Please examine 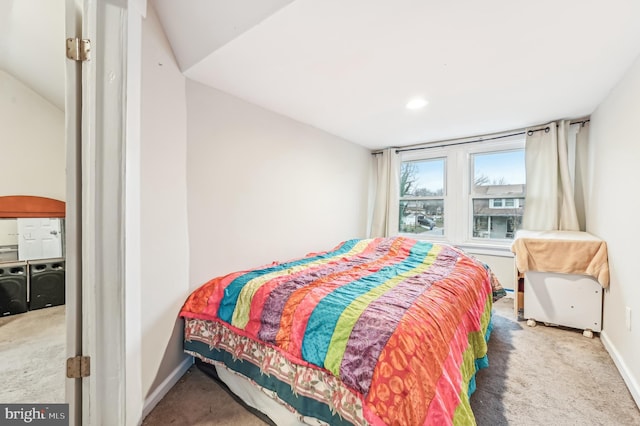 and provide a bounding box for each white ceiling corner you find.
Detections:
[151,0,295,72]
